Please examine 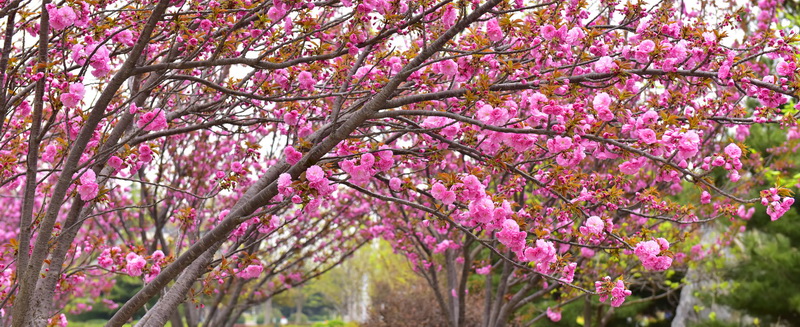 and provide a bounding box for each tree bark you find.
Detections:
[135,245,217,327]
